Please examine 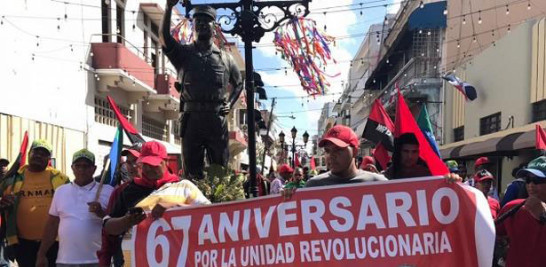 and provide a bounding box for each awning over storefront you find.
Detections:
[513,130,536,150]
[440,144,464,159]
[458,136,503,157]
[440,121,546,159]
